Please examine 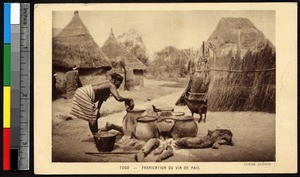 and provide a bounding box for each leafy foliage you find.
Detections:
[148,46,189,79]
